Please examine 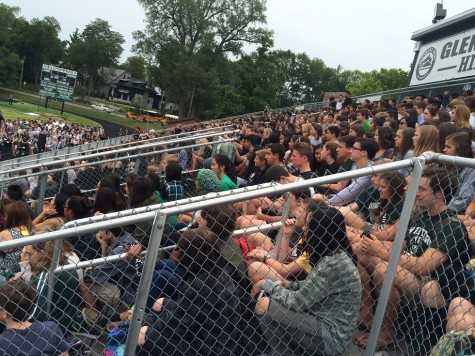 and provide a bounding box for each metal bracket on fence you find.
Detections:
[124,211,168,355]
[364,157,425,356]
